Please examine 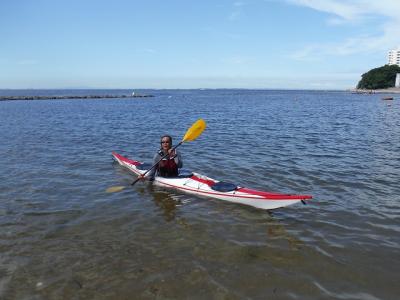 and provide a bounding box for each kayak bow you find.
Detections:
[112,151,312,210]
